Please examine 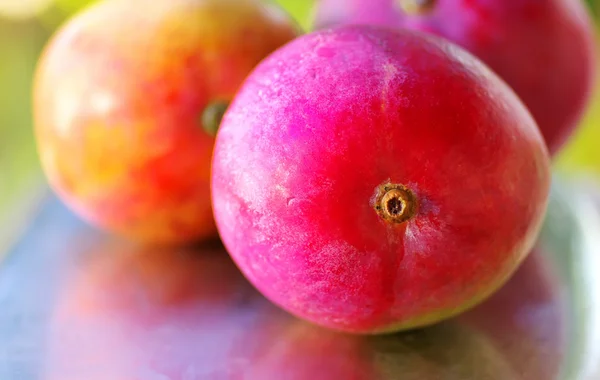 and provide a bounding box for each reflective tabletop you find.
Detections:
[0,179,598,380]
